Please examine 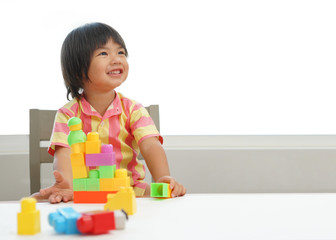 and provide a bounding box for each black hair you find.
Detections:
[61,22,128,100]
